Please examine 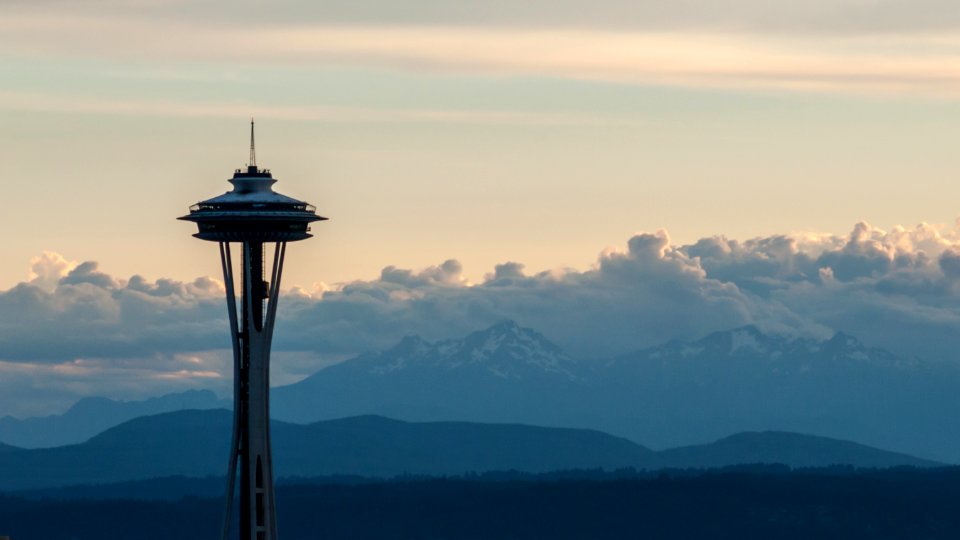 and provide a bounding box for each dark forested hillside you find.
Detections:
[4,468,960,540]
[0,410,937,491]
